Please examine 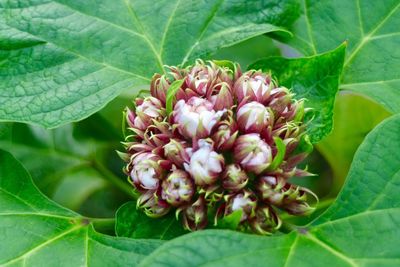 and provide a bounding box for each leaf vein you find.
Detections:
[1,225,83,266]
[305,234,358,267]
[344,1,400,67]
[180,0,224,65]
